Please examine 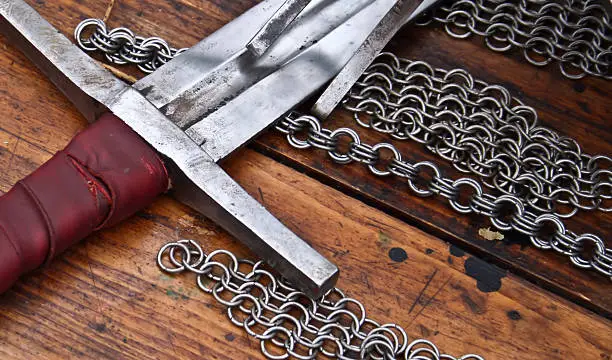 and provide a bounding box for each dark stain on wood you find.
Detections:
[136,211,171,223]
[388,247,408,263]
[507,310,522,321]
[449,245,465,257]
[461,292,486,315]
[419,324,431,337]
[502,231,531,250]
[577,101,592,114]
[464,257,507,293]
[572,82,586,93]
[89,322,106,333]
